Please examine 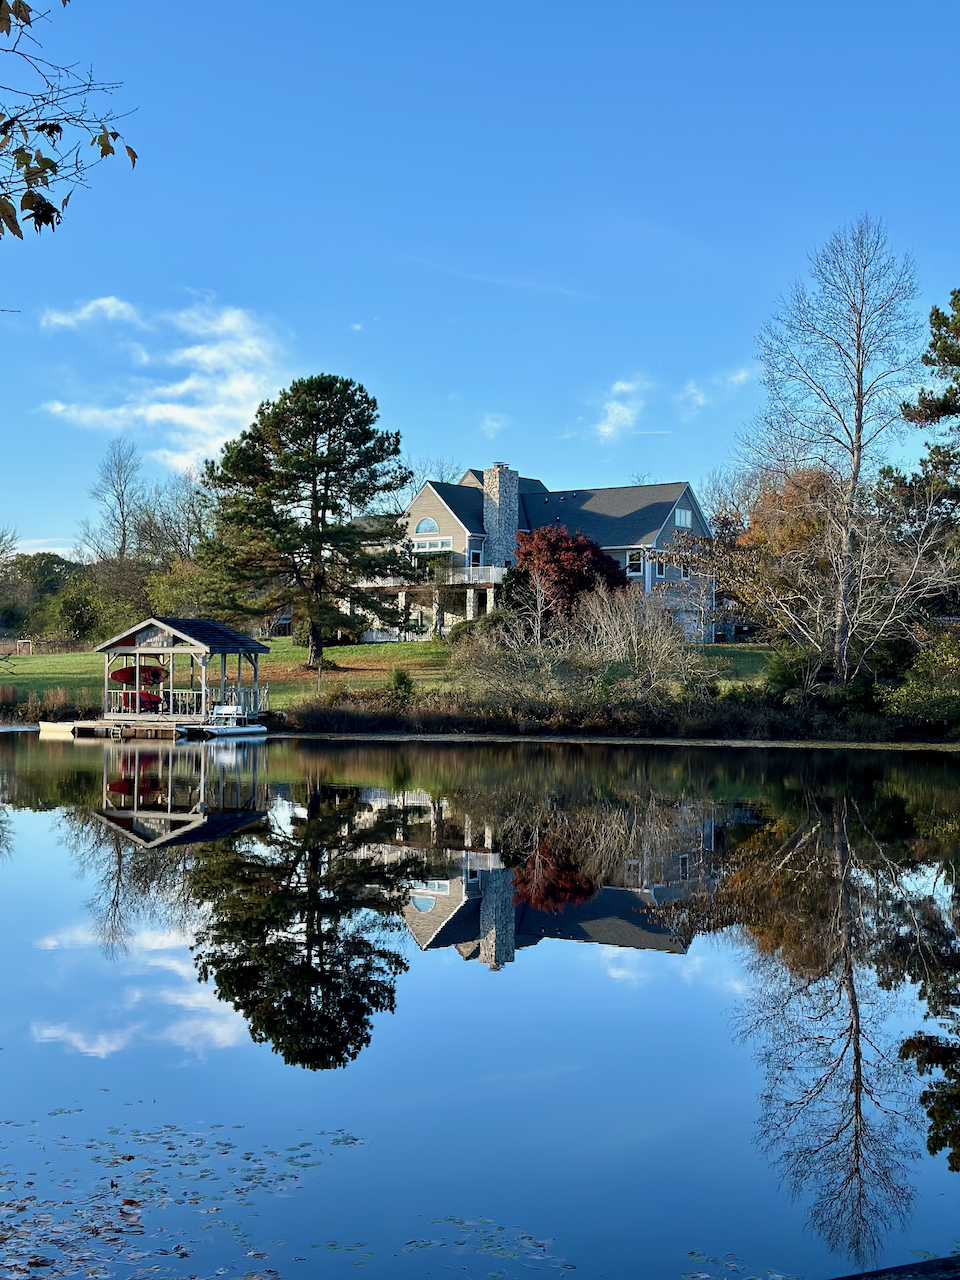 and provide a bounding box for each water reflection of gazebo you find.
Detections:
[93,741,267,849]
[94,617,270,728]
